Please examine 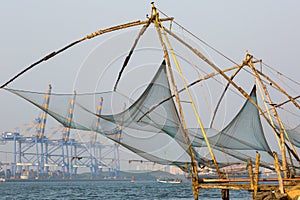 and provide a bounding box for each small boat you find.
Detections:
[20,175,29,180]
[20,169,29,180]
[157,178,182,184]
